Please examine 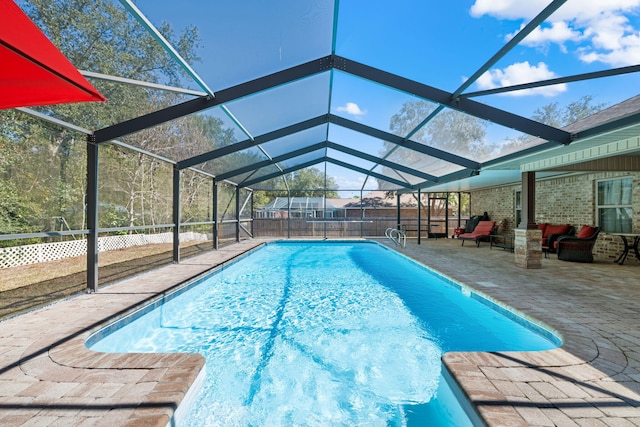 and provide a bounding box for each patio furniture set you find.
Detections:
[458,218,603,263]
